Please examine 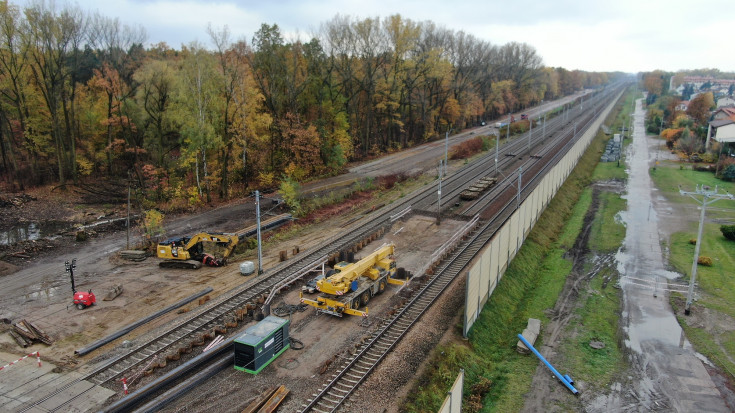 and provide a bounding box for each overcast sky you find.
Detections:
[13,0,734,73]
